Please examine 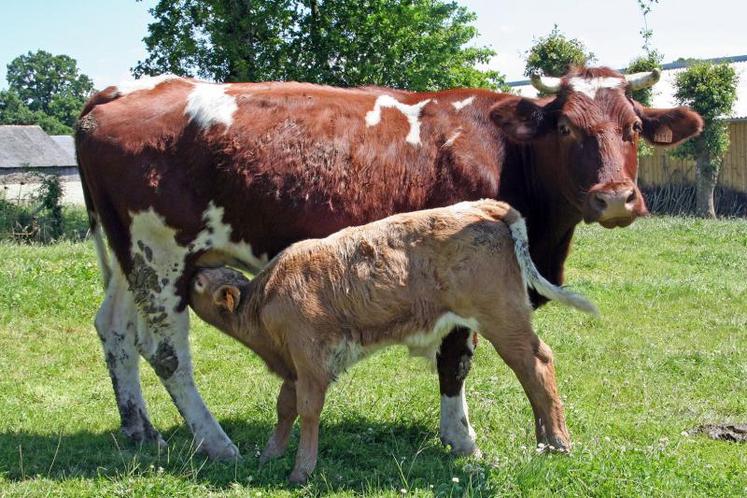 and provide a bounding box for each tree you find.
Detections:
[1,51,94,133]
[6,50,94,127]
[625,0,663,107]
[0,89,72,135]
[134,0,507,91]
[672,62,738,218]
[524,24,595,80]
[625,0,663,157]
